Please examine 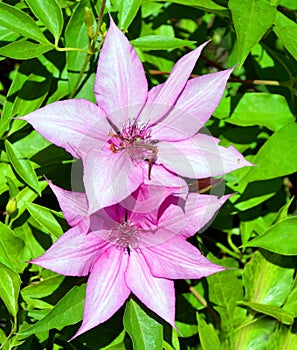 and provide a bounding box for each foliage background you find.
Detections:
[0,0,297,349]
